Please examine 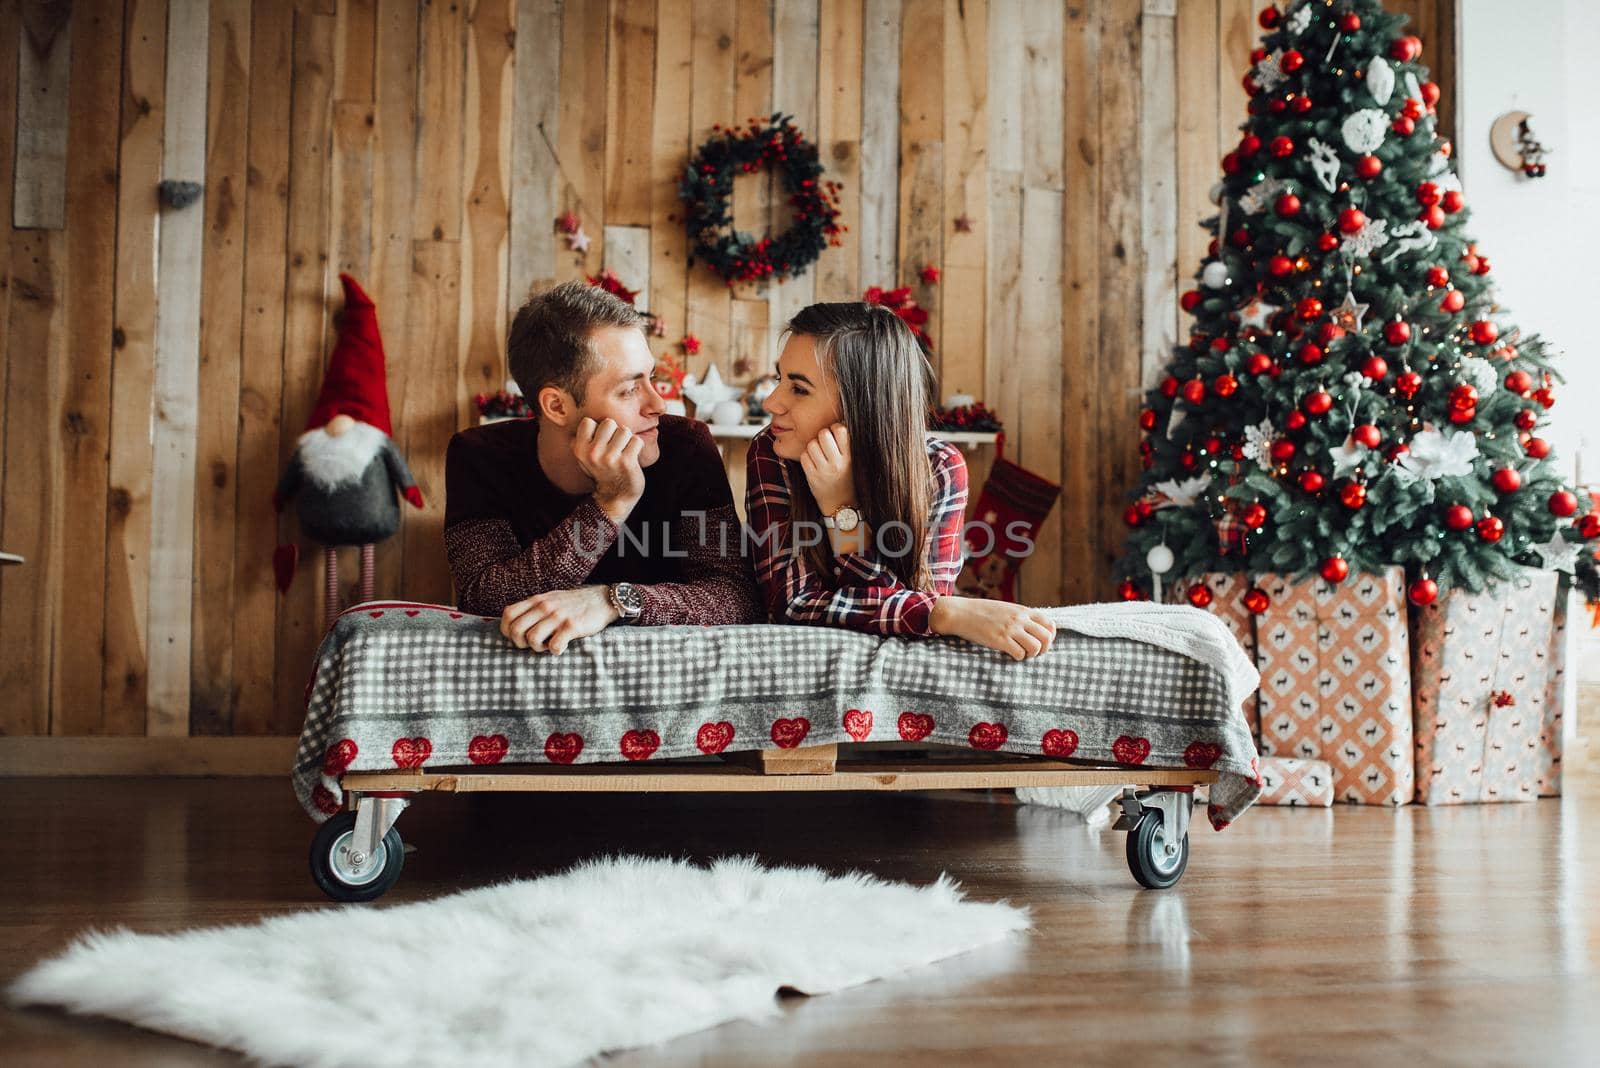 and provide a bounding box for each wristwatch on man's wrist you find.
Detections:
[823,504,861,533]
[607,582,644,622]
